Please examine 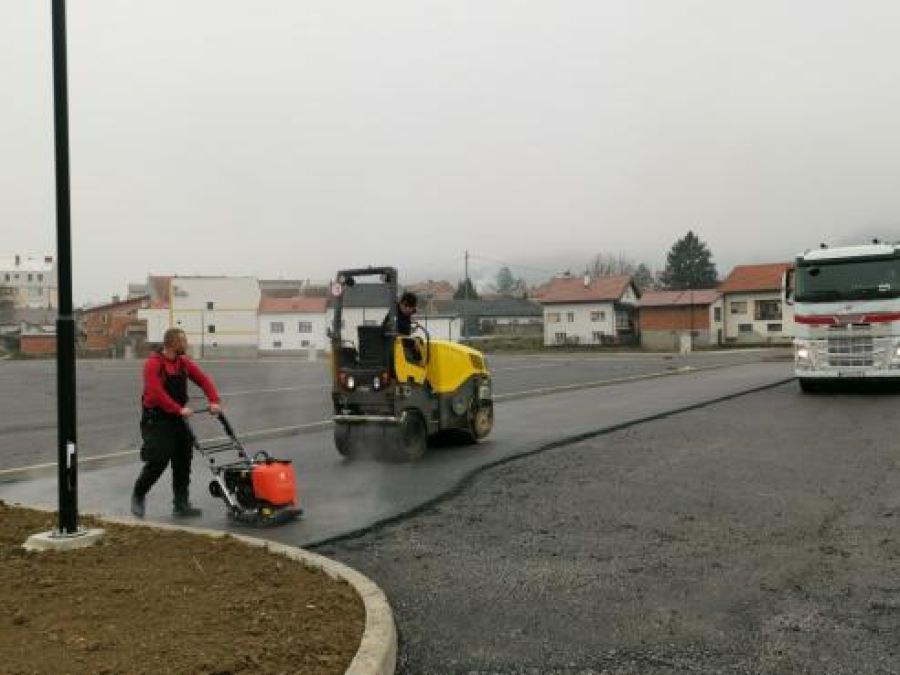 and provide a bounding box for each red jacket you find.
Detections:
[142,351,220,414]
